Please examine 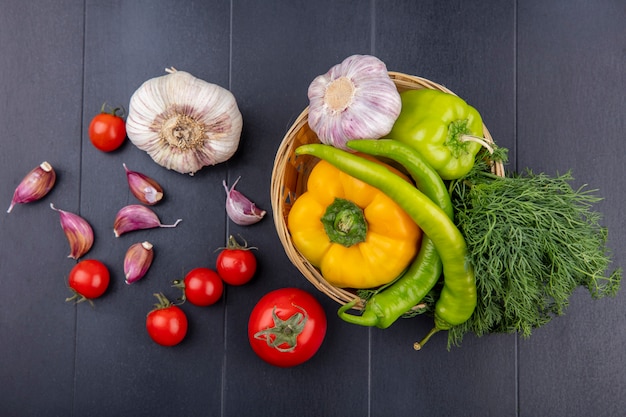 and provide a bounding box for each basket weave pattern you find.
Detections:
[271,72,502,308]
